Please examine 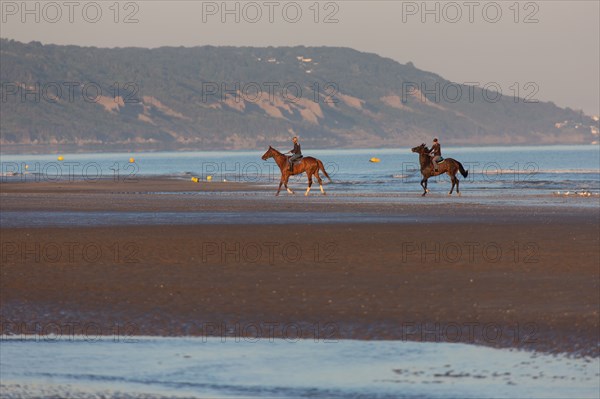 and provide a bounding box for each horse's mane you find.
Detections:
[269,146,284,156]
[415,144,429,153]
